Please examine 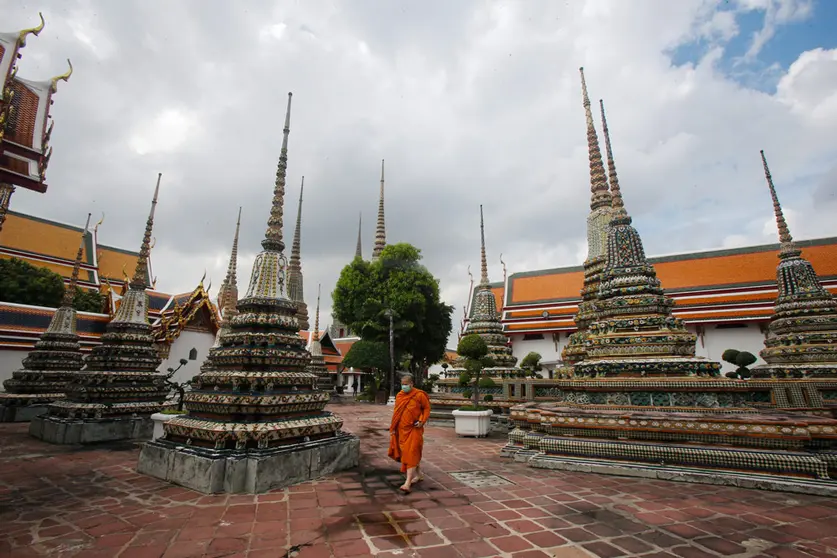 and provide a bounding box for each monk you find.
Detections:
[387,373,431,493]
